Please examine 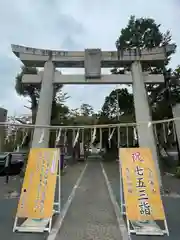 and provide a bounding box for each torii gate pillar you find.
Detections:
[31,60,55,148]
[132,61,161,186]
